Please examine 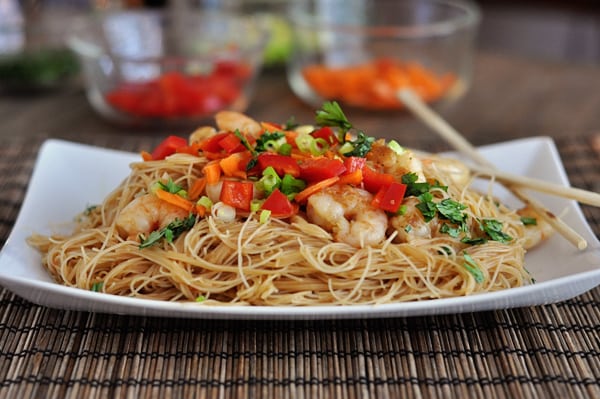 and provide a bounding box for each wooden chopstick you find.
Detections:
[397,88,588,250]
[472,166,600,207]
